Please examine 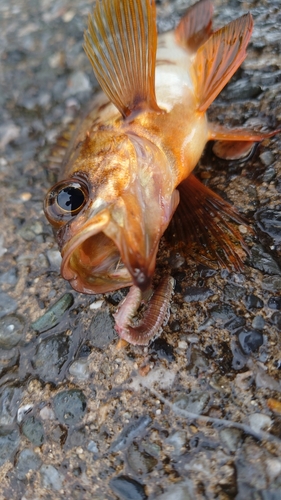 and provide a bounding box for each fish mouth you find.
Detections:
[61,214,132,294]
